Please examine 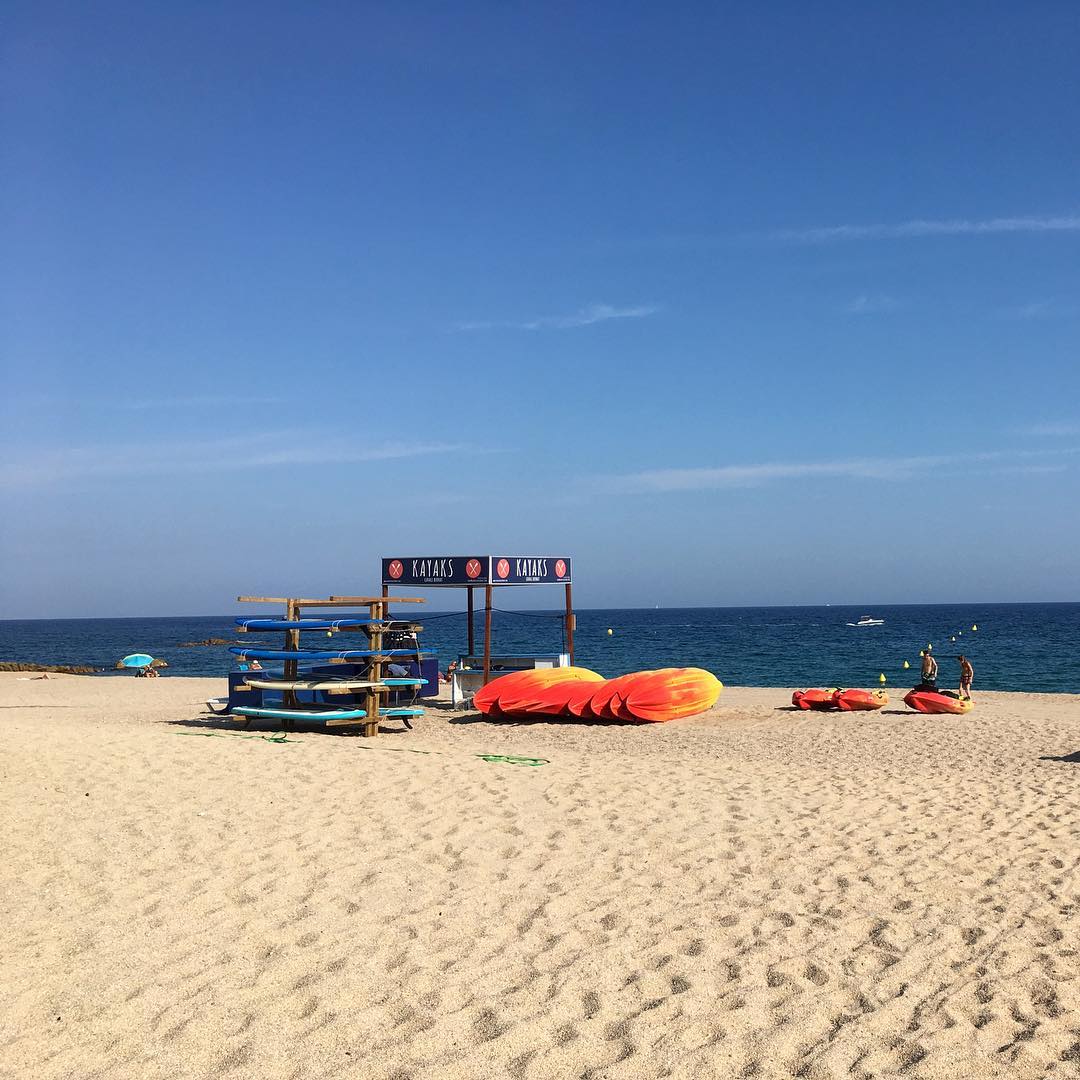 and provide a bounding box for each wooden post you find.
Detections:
[467,587,475,657]
[565,583,575,664]
[284,598,299,710]
[364,599,382,737]
[482,585,493,685]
